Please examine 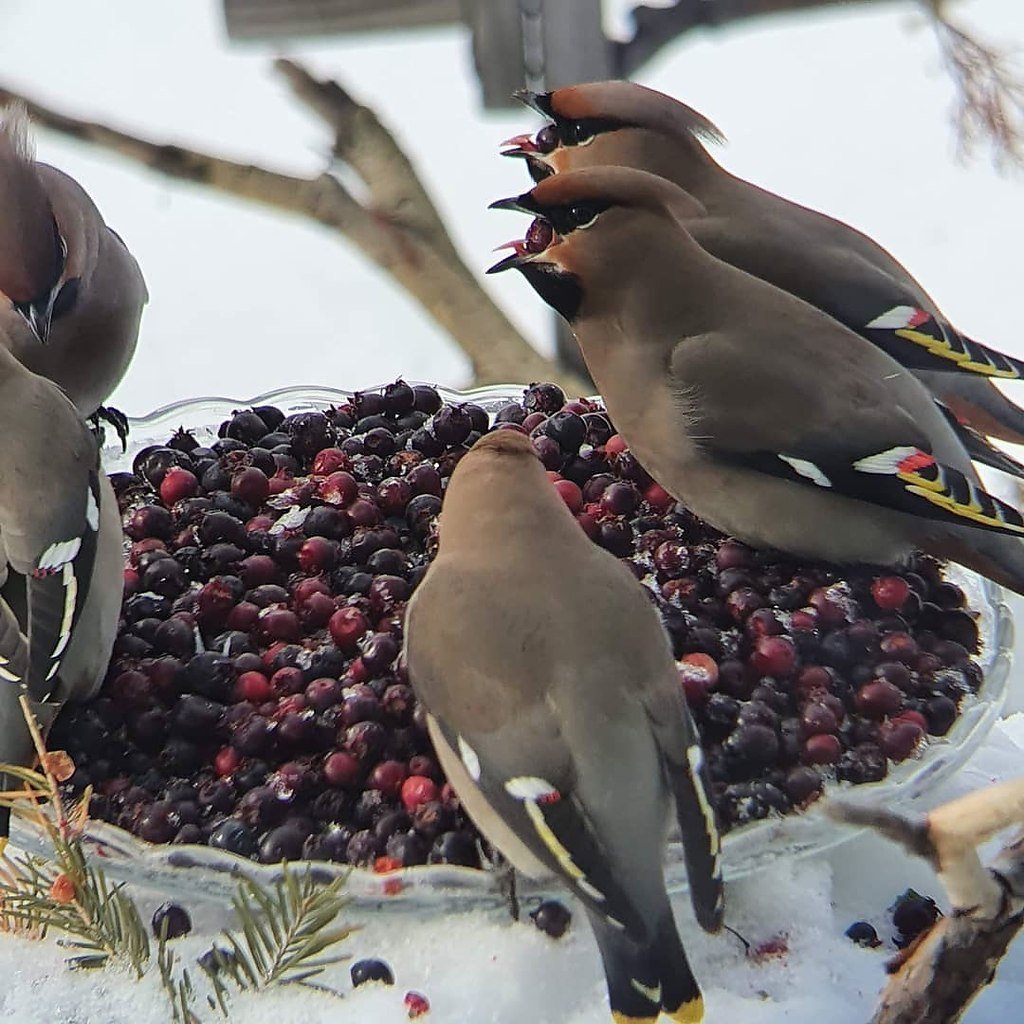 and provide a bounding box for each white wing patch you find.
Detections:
[631,978,661,1002]
[852,446,919,474]
[51,561,77,659]
[778,455,832,489]
[866,306,919,330]
[85,487,100,532]
[457,735,481,782]
[504,776,560,802]
[36,537,81,574]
